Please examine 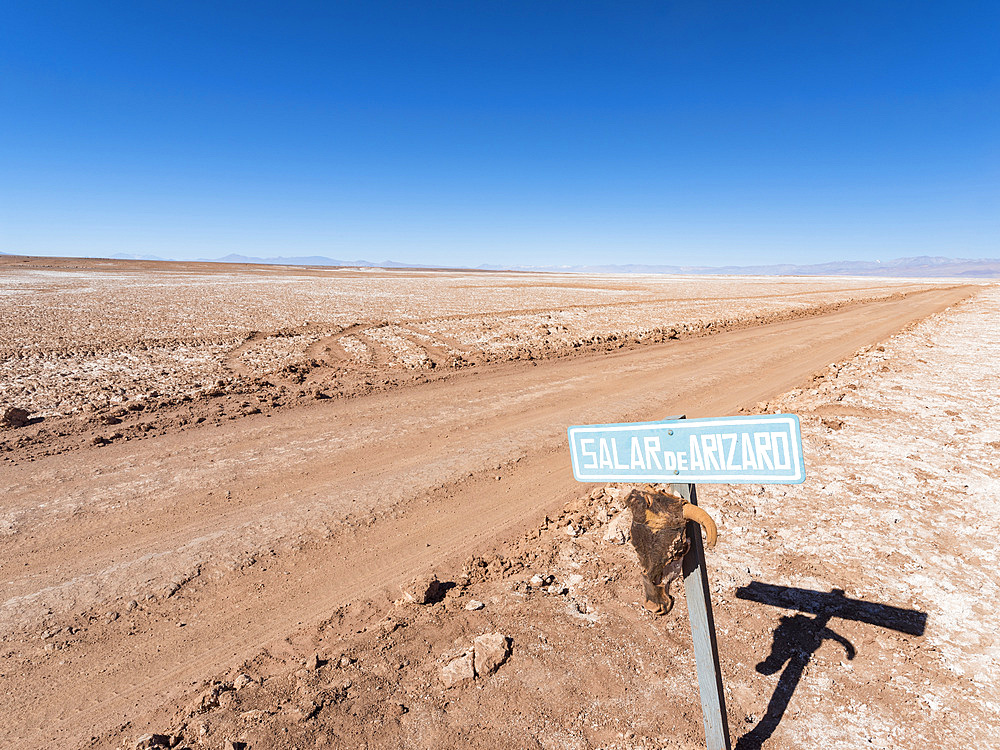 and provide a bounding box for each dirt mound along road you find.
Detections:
[0,282,974,748]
